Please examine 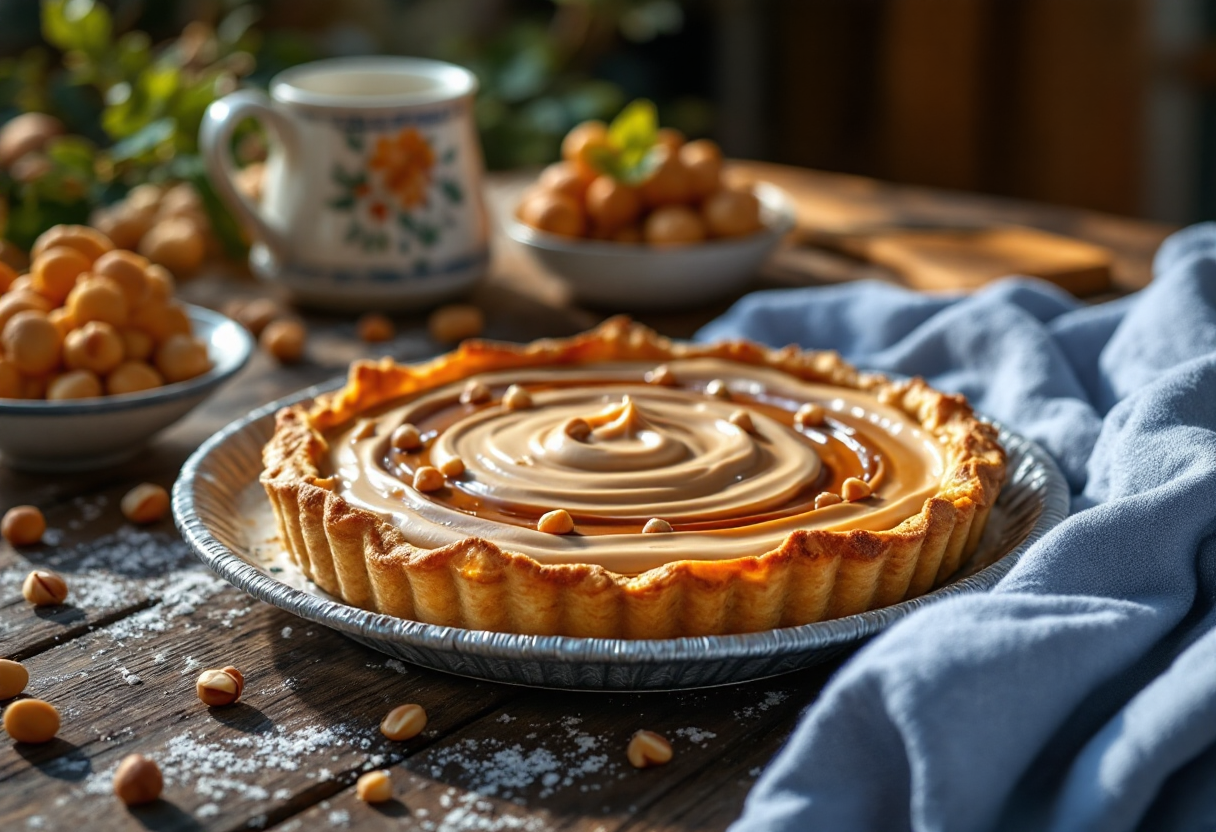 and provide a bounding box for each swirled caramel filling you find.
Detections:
[324,358,946,575]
